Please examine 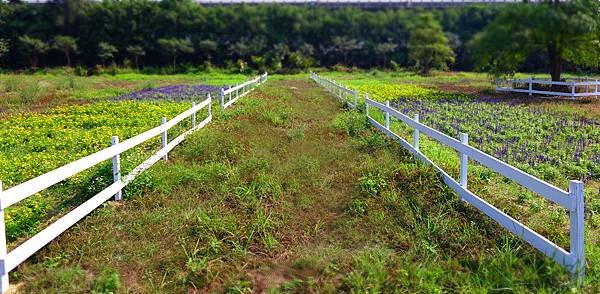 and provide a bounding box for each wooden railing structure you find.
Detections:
[310,72,358,109]
[0,74,268,292]
[220,73,268,109]
[310,72,586,281]
[496,78,600,98]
